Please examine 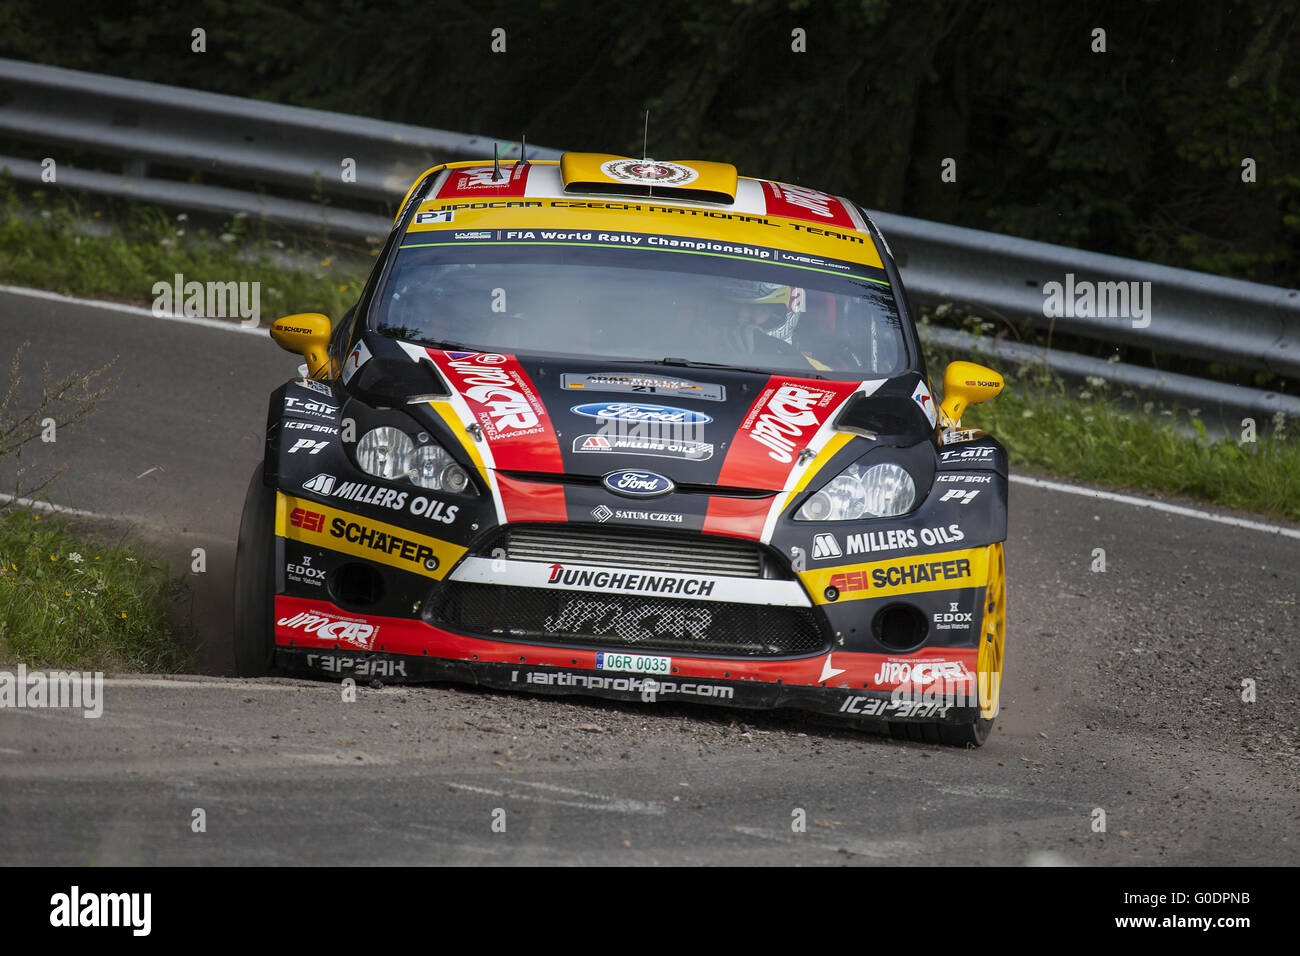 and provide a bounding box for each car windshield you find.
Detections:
[371,241,910,377]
